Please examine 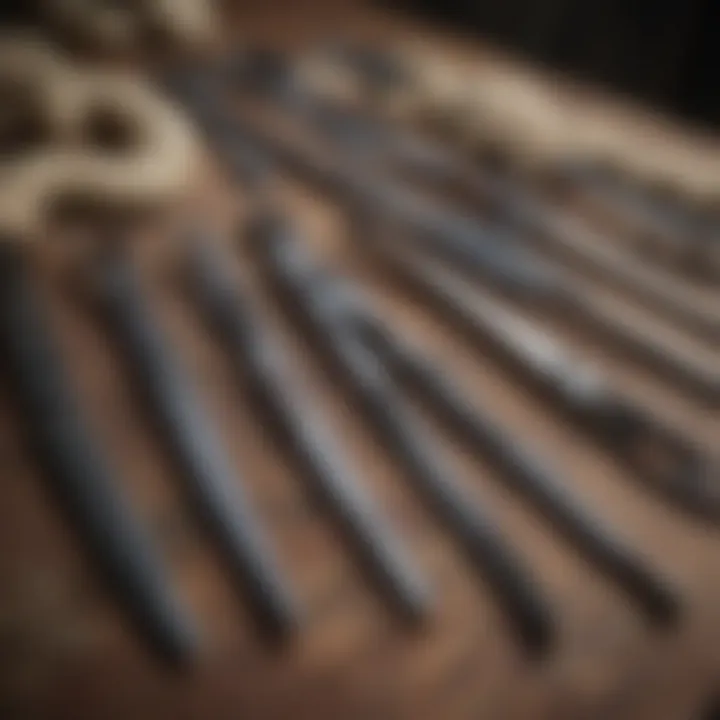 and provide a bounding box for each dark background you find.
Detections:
[4,0,717,125]
[382,0,720,127]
